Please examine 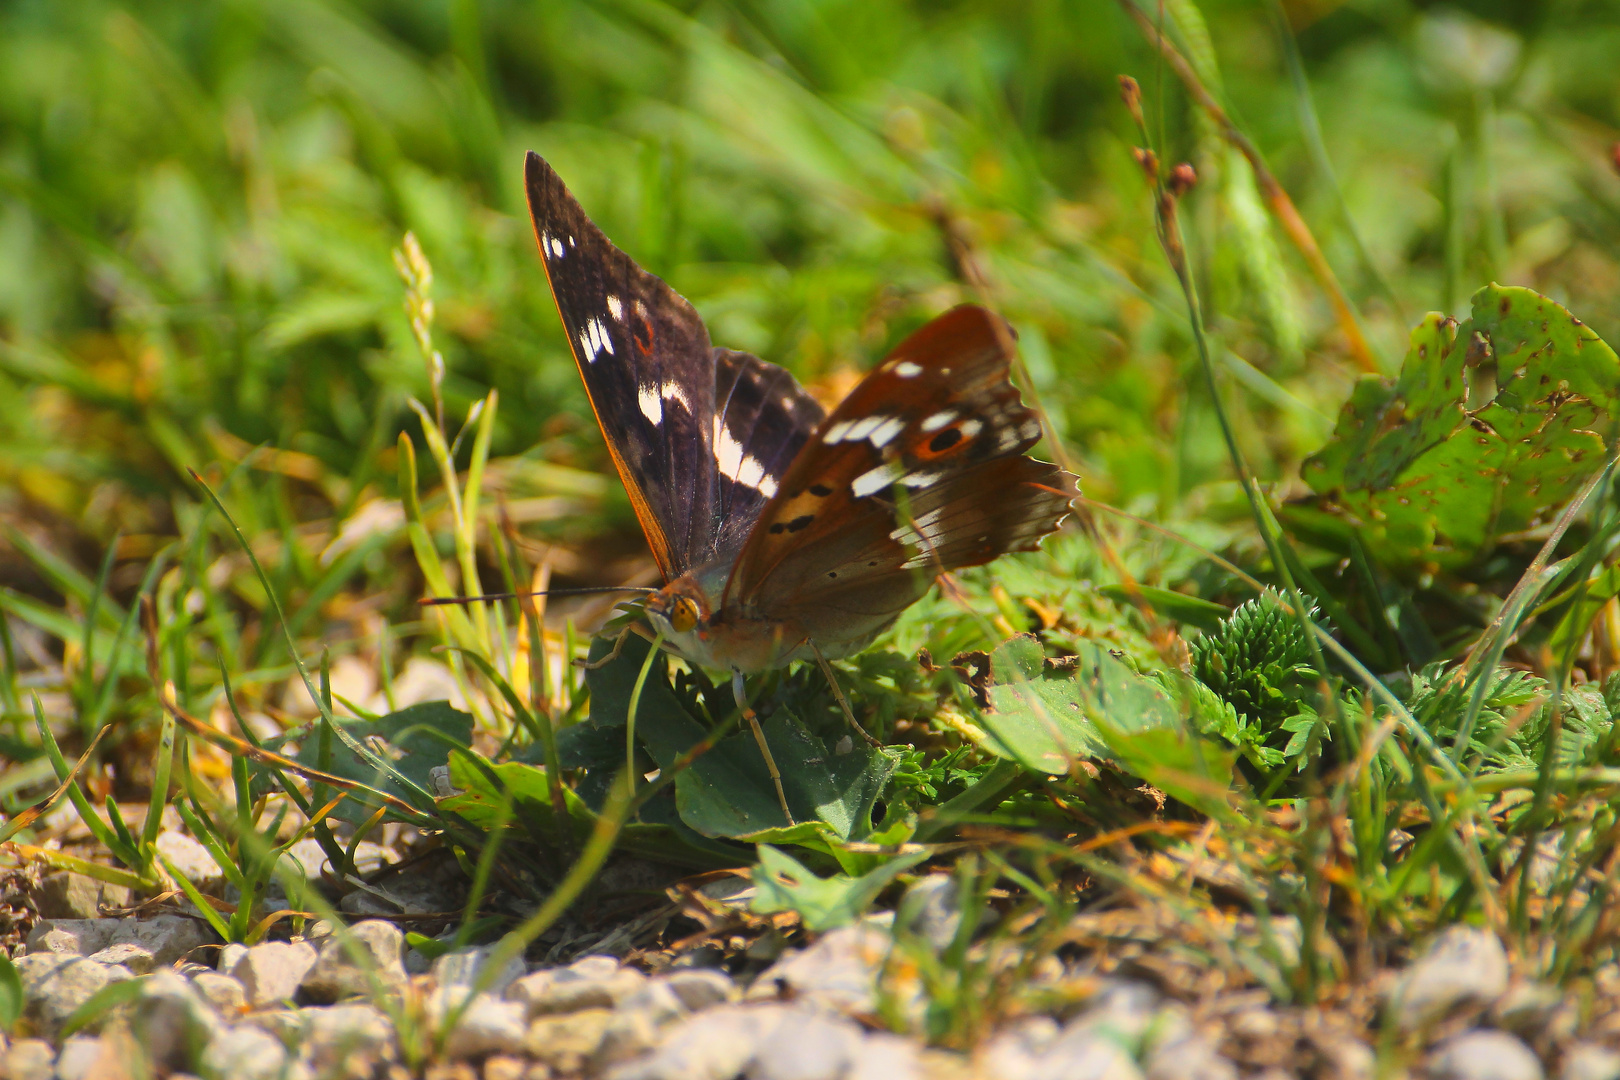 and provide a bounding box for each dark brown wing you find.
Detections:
[525,152,716,580]
[710,349,827,561]
[723,305,1075,643]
